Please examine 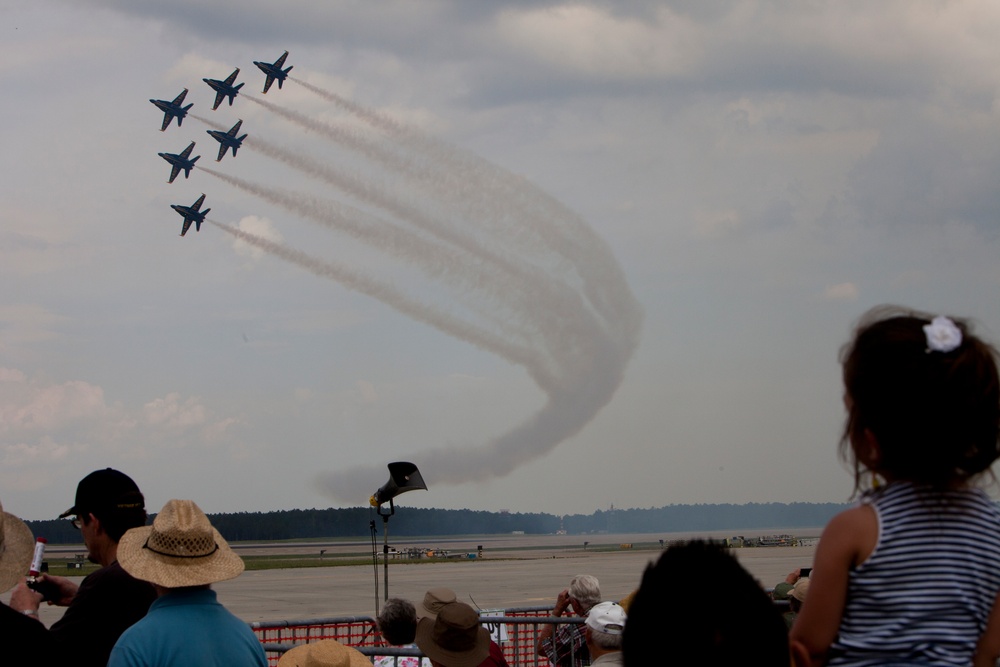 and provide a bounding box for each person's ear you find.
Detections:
[860,428,881,468]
